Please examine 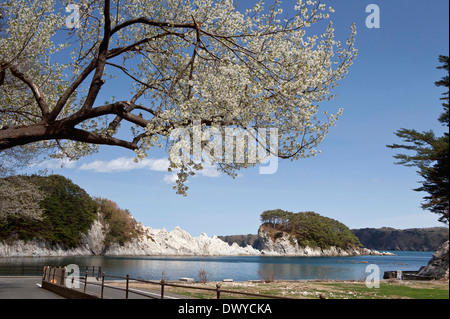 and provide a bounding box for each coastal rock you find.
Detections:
[80,219,107,255]
[0,213,390,258]
[0,238,90,257]
[102,224,260,256]
[418,240,449,280]
[0,218,260,257]
[257,226,393,256]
